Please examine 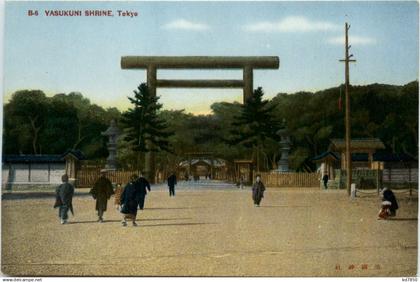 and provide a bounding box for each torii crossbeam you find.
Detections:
[121,56,280,103]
